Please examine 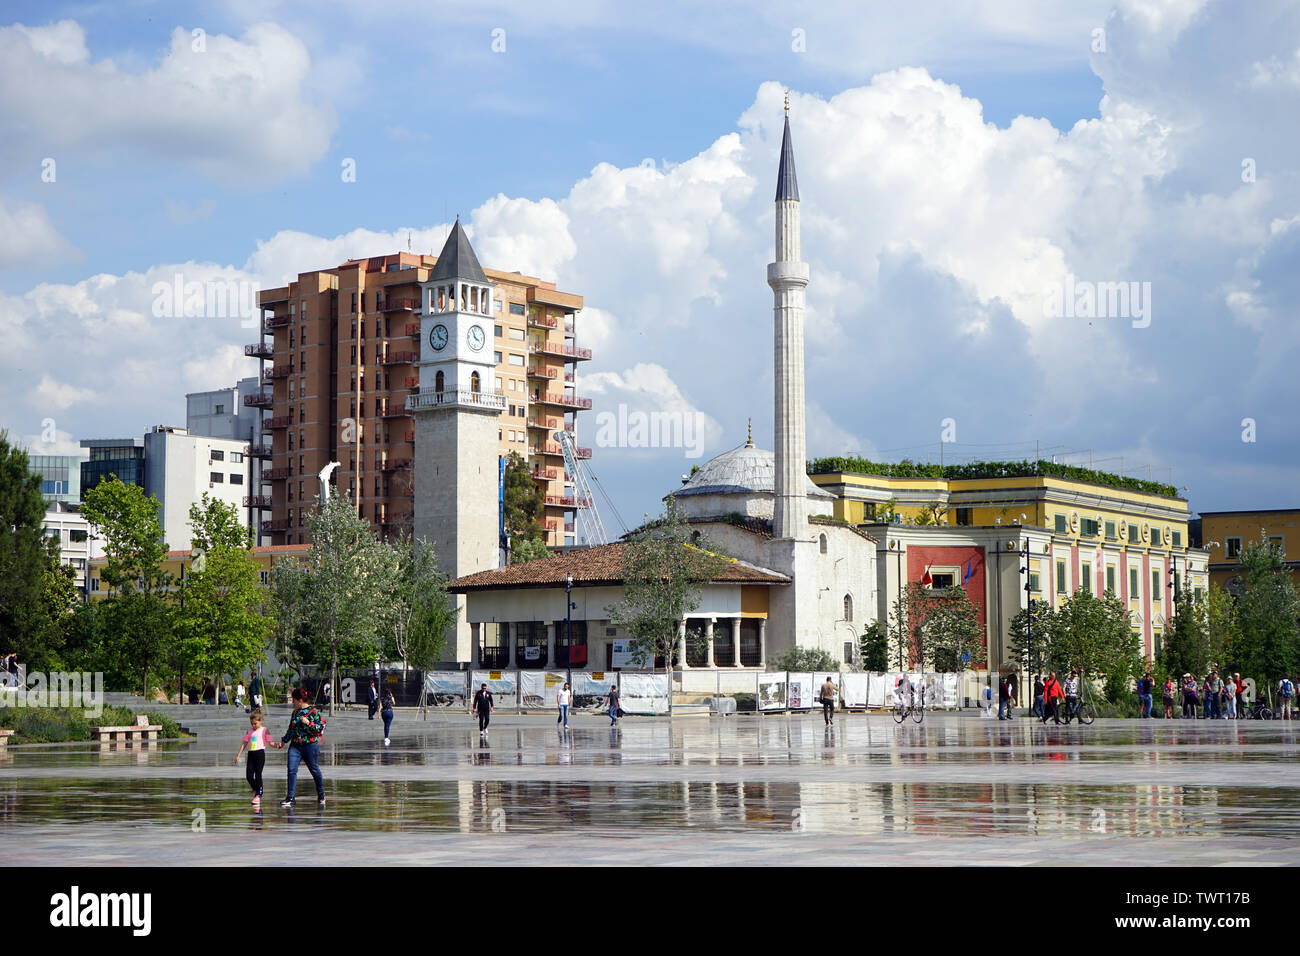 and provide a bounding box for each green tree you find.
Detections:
[26,541,79,672]
[770,646,839,671]
[902,582,986,671]
[1007,599,1056,679]
[503,452,545,557]
[1232,533,1300,684]
[188,493,252,551]
[82,477,174,696]
[606,498,728,672]
[1205,584,1239,673]
[0,432,52,660]
[1161,588,1209,679]
[1049,590,1140,698]
[511,537,551,564]
[858,620,890,671]
[385,536,457,678]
